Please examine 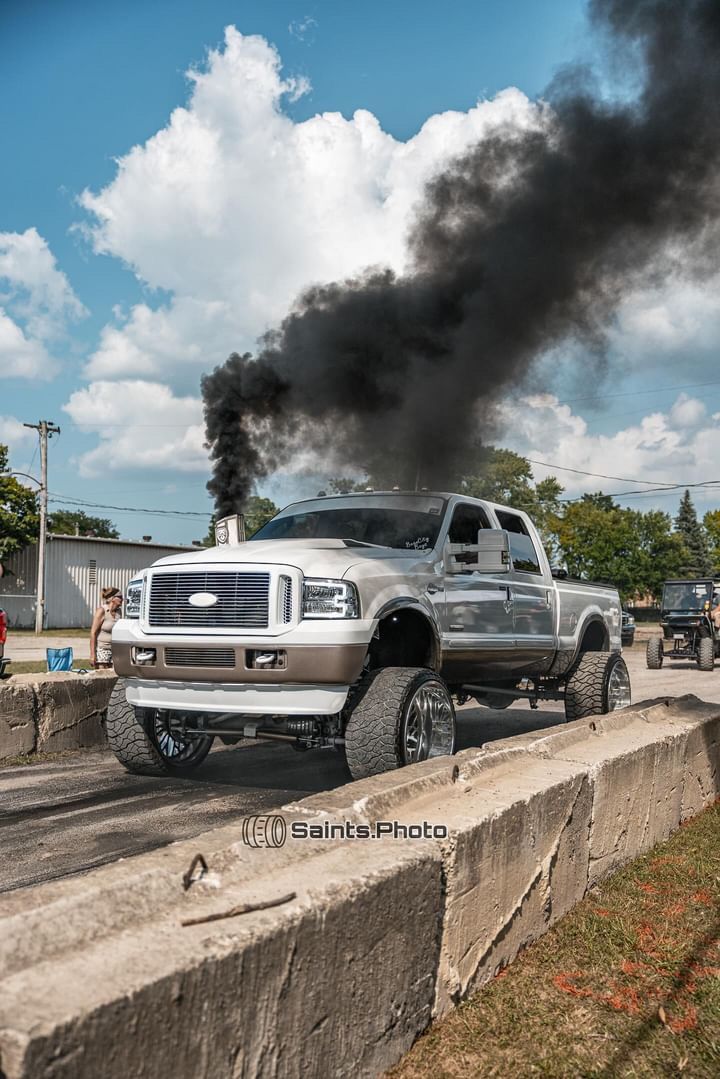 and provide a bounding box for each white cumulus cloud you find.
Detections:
[62,380,207,477]
[0,309,55,379]
[0,415,35,453]
[0,227,86,379]
[79,27,543,385]
[611,275,720,369]
[500,393,720,502]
